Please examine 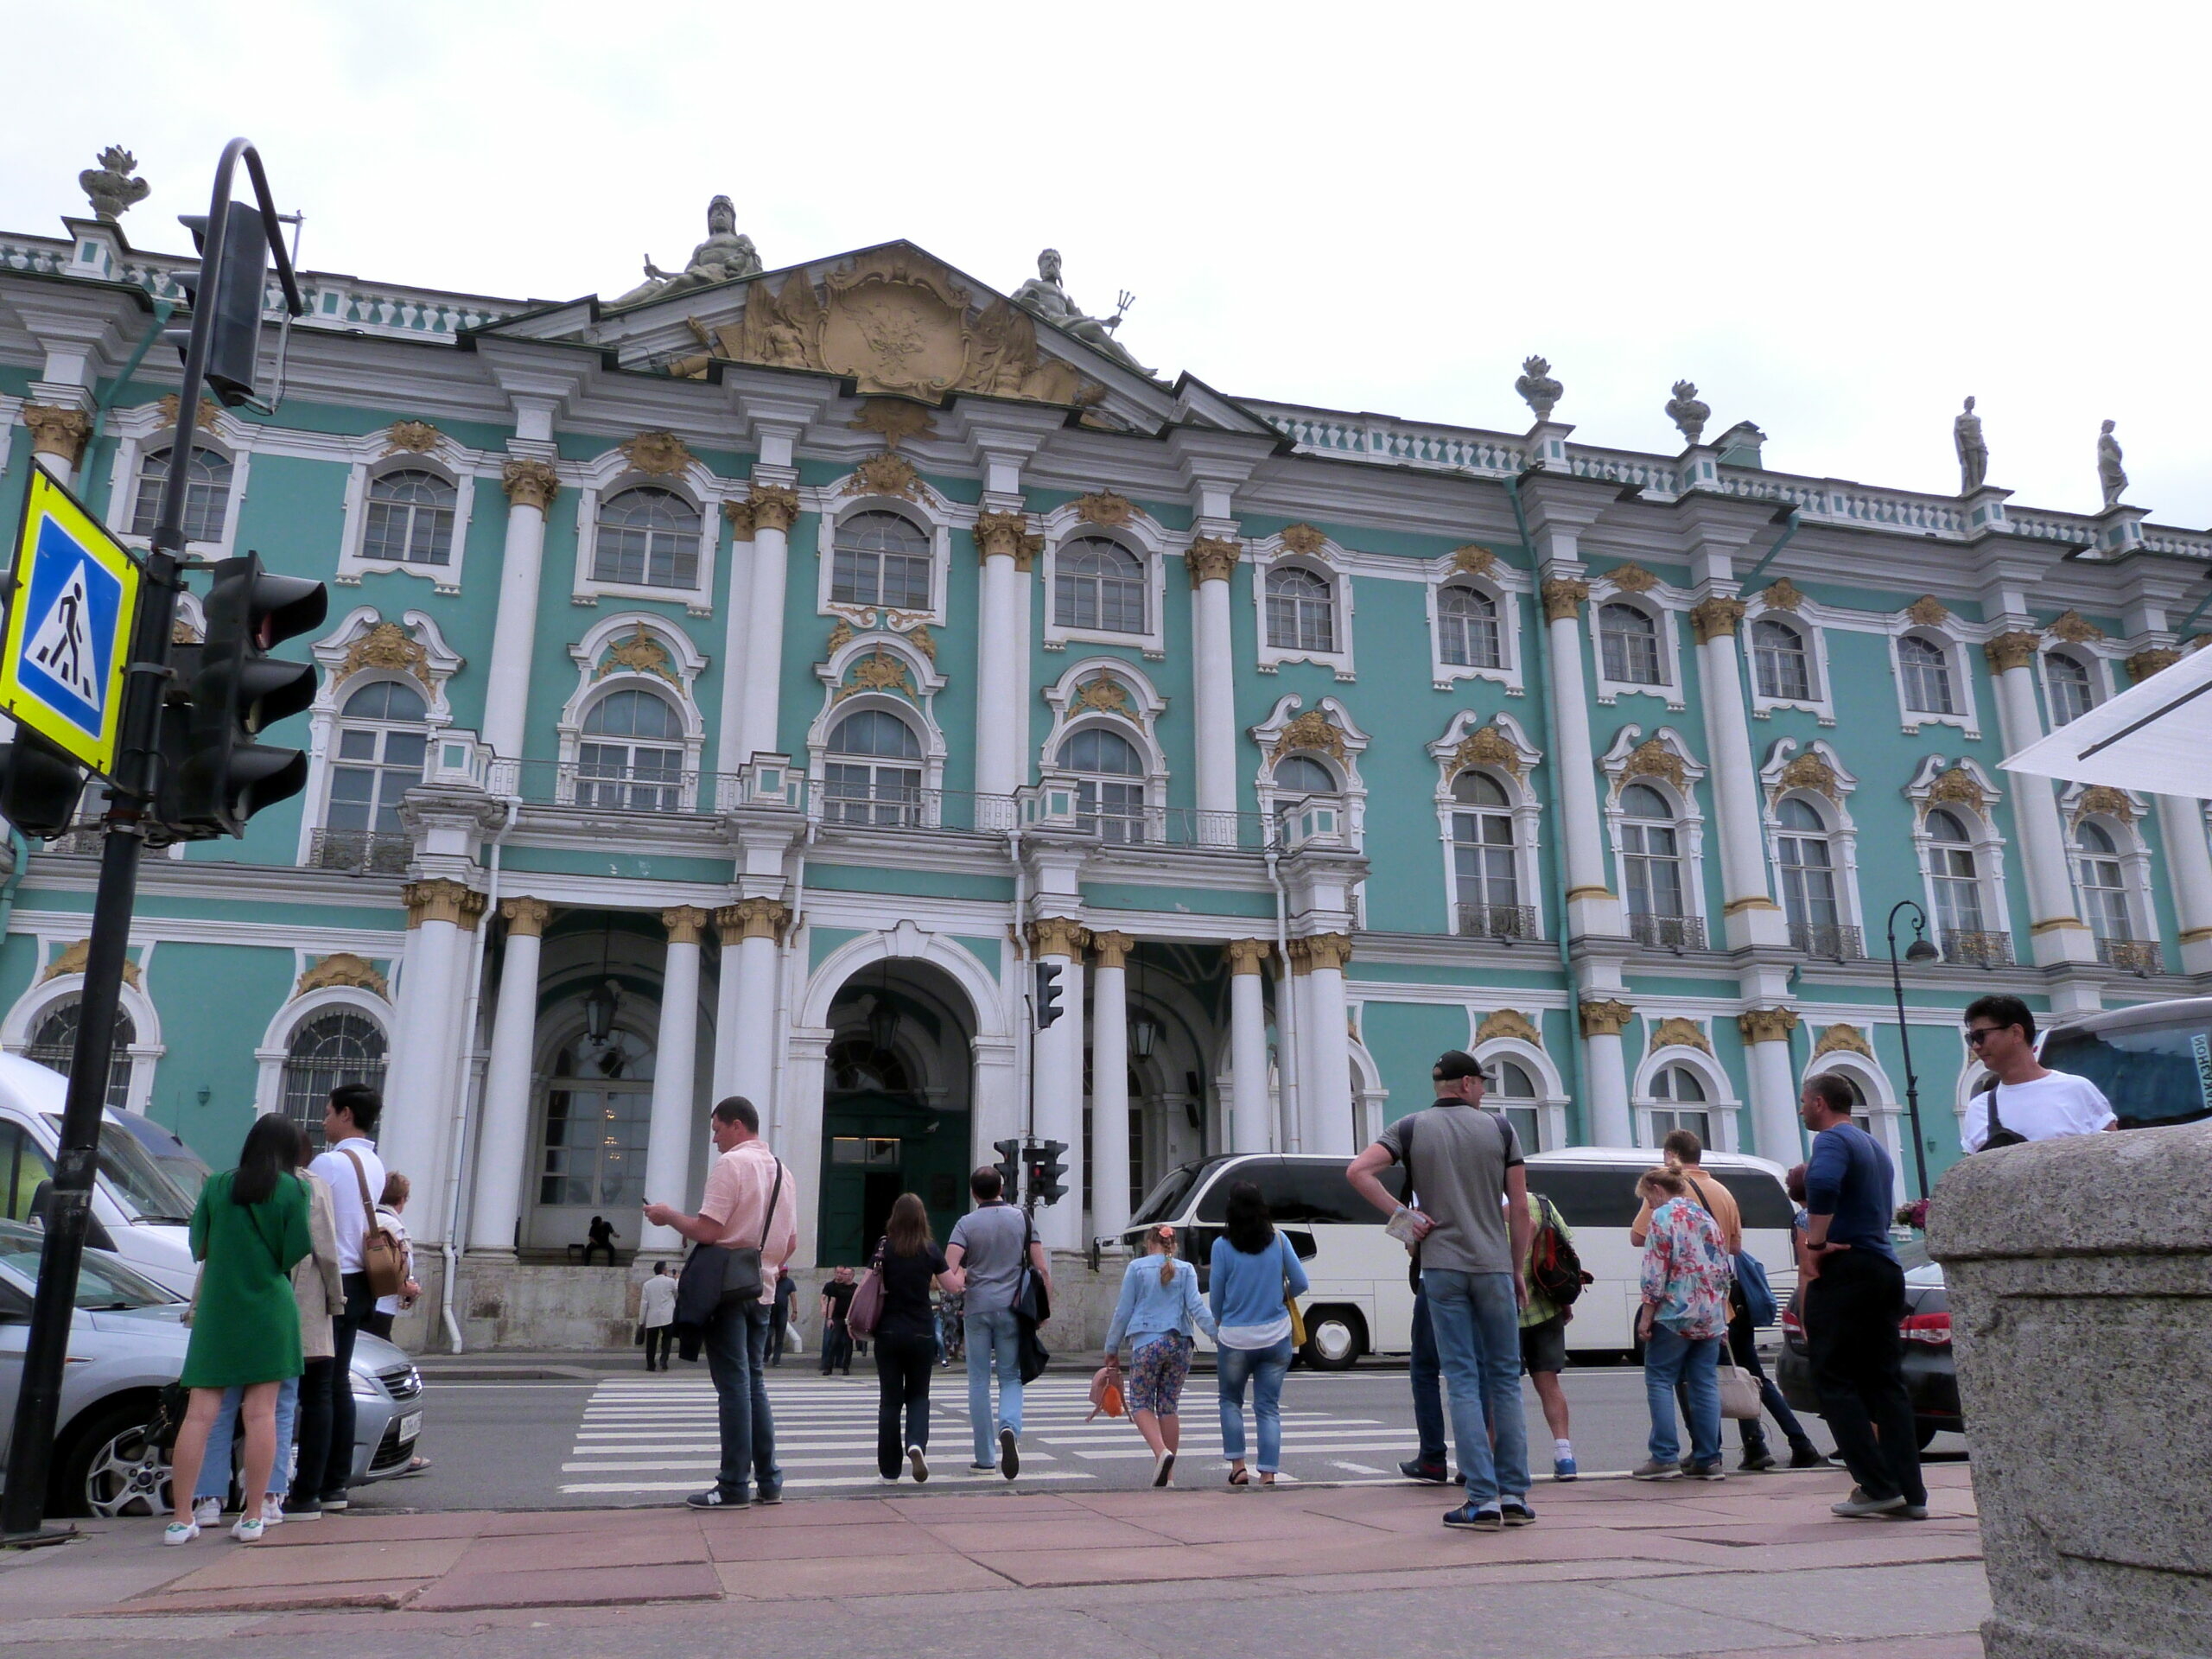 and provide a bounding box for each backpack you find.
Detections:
[1526,1195,1588,1307]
